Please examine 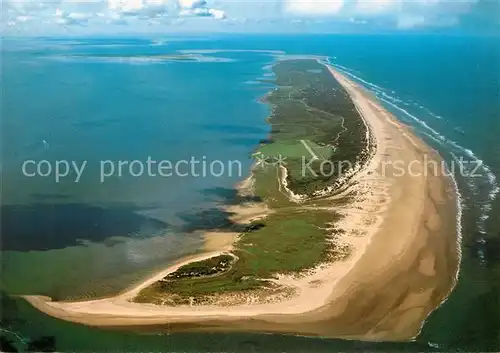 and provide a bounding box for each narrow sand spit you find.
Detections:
[204,174,271,252]
[24,67,459,341]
